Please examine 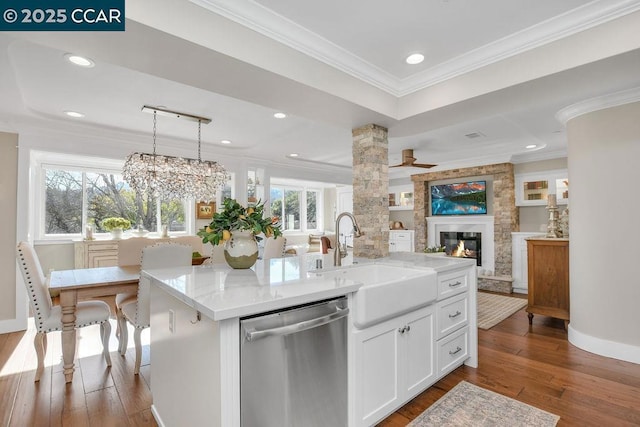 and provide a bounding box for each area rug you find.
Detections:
[408,381,559,426]
[477,292,527,330]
